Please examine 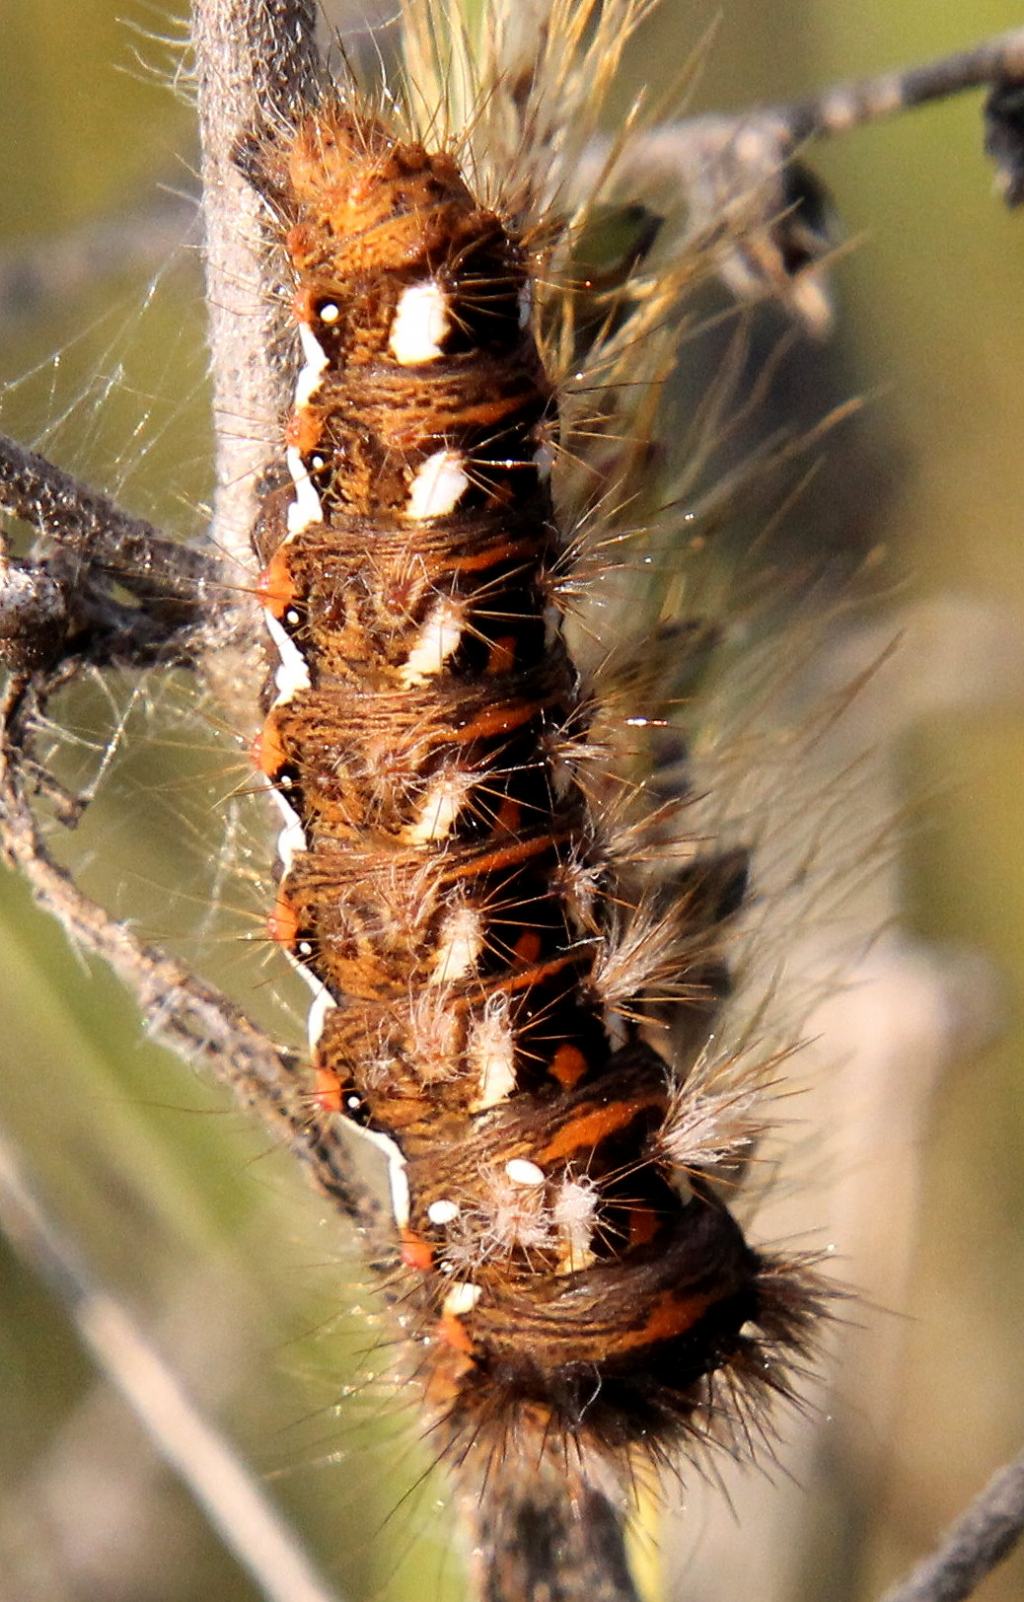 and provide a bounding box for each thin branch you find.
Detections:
[0,674,388,1251]
[877,1451,1024,1602]
[0,431,219,607]
[580,27,1024,335]
[191,0,321,571]
[470,1471,642,1602]
[0,1128,347,1602]
[778,27,1024,142]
